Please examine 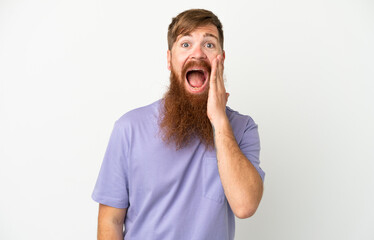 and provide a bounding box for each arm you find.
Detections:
[213,119,263,218]
[98,204,127,240]
[207,55,263,219]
